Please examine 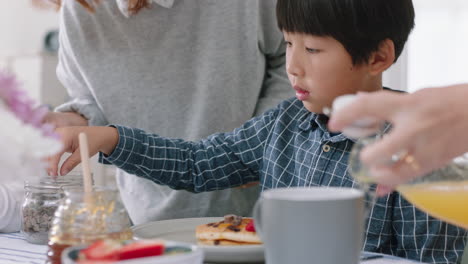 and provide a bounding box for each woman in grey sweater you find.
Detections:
[44,0,292,224]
